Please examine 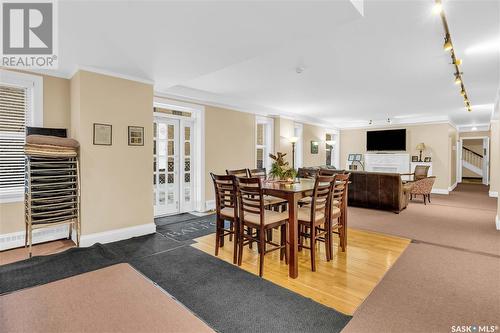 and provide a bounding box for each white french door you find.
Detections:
[153,116,194,216]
